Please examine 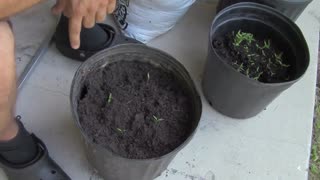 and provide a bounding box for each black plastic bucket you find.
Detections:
[217,0,313,20]
[70,44,202,180]
[202,2,309,119]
